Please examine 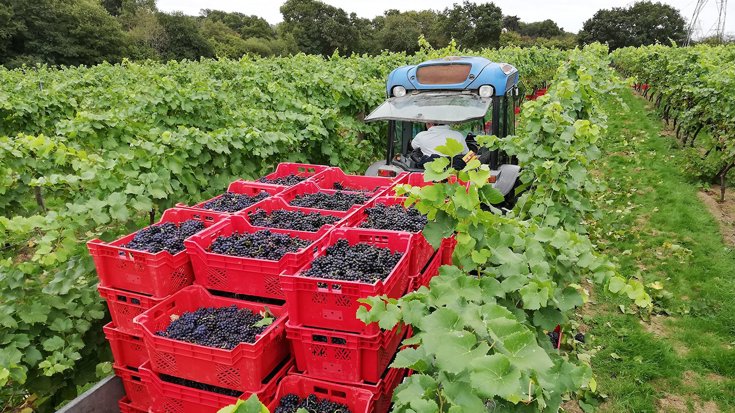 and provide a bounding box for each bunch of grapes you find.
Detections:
[289,191,369,211]
[332,182,378,192]
[359,204,427,233]
[248,209,340,232]
[547,331,560,348]
[202,191,269,213]
[160,374,241,397]
[274,393,352,413]
[155,305,271,349]
[258,174,307,186]
[302,239,402,283]
[123,220,205,254]
[209,230,310,260]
